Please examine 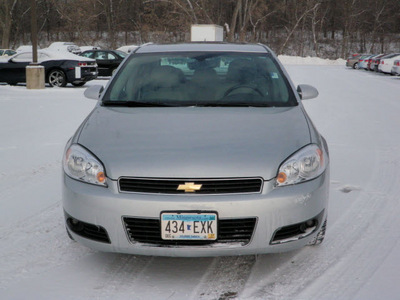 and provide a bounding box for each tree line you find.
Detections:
[1,0,400,58]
